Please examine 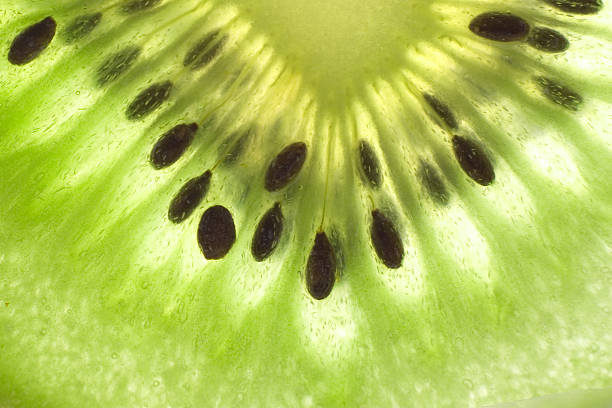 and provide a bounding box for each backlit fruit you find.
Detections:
[1,0,611,407]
